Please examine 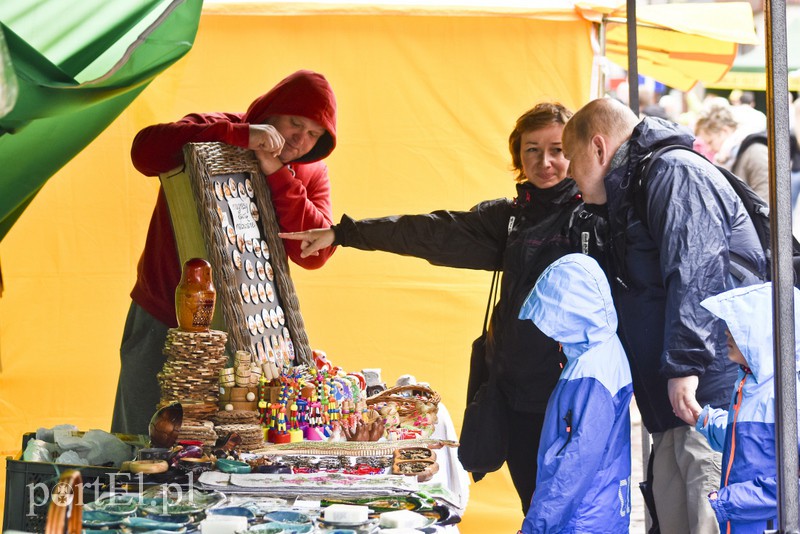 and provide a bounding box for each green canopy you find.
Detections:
[0,0,203,241]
